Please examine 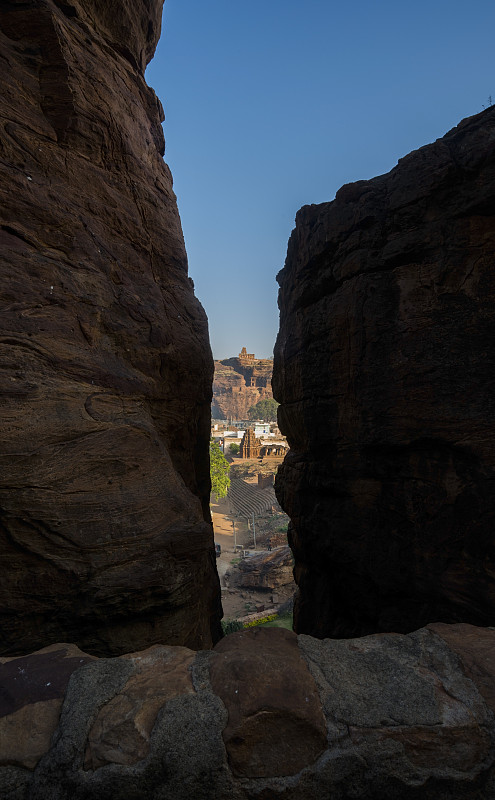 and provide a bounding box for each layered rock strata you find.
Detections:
[212,353,273,420]
[274,107,495,638]
[0,0,221,655]
[1,624,495,798]
[238,545,294,589]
